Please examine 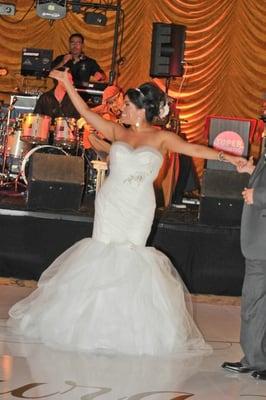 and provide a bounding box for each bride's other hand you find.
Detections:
[225,154,247,168]
[236,156,255,175]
